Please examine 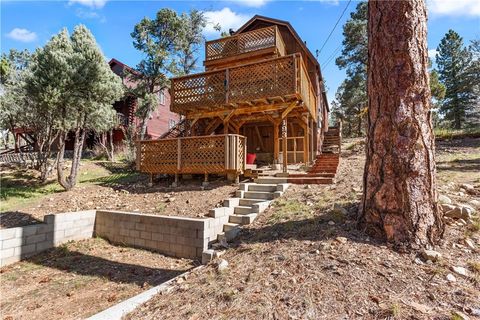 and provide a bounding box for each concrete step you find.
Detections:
[234,205,253,215]
[217,227,240,242]
[229,213,257,225]
[244,191,275,200]
[248,184,277,192]
[239,198,264,206]
[223,222,240,232]
[254,177,288,184]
